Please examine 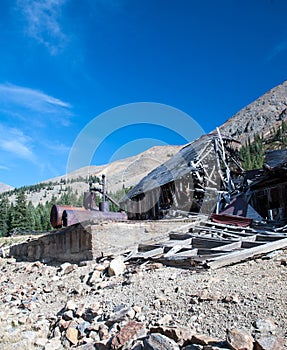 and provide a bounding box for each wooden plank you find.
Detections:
[169,232,193,240]
[207,236,287,269]
[192,225,256,239]
[131,247,164,259]
[241,241,265,249]
[191,236,235,249]
[163,245,186,258]
[211,241,242,251]
[161,238,192,247]
[170,248,198,257]
[255,234,287,242]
